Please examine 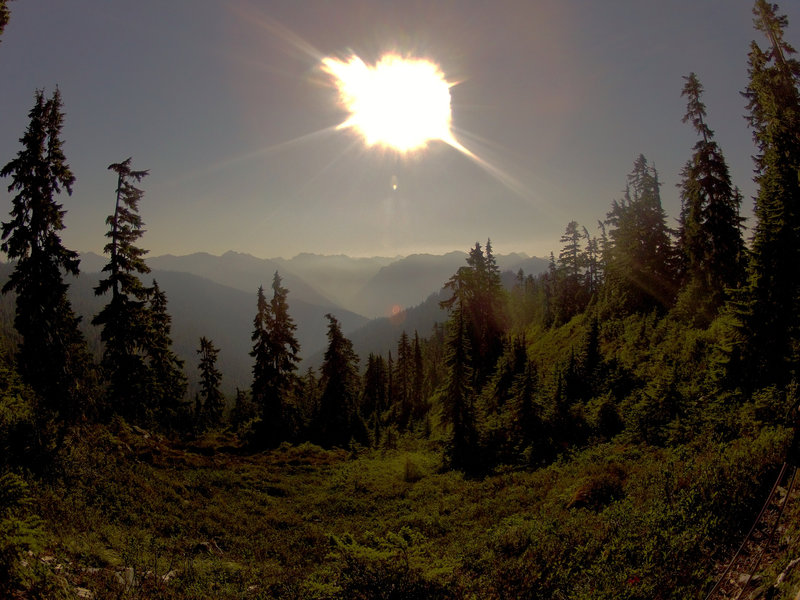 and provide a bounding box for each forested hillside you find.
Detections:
[3,1,800,598]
